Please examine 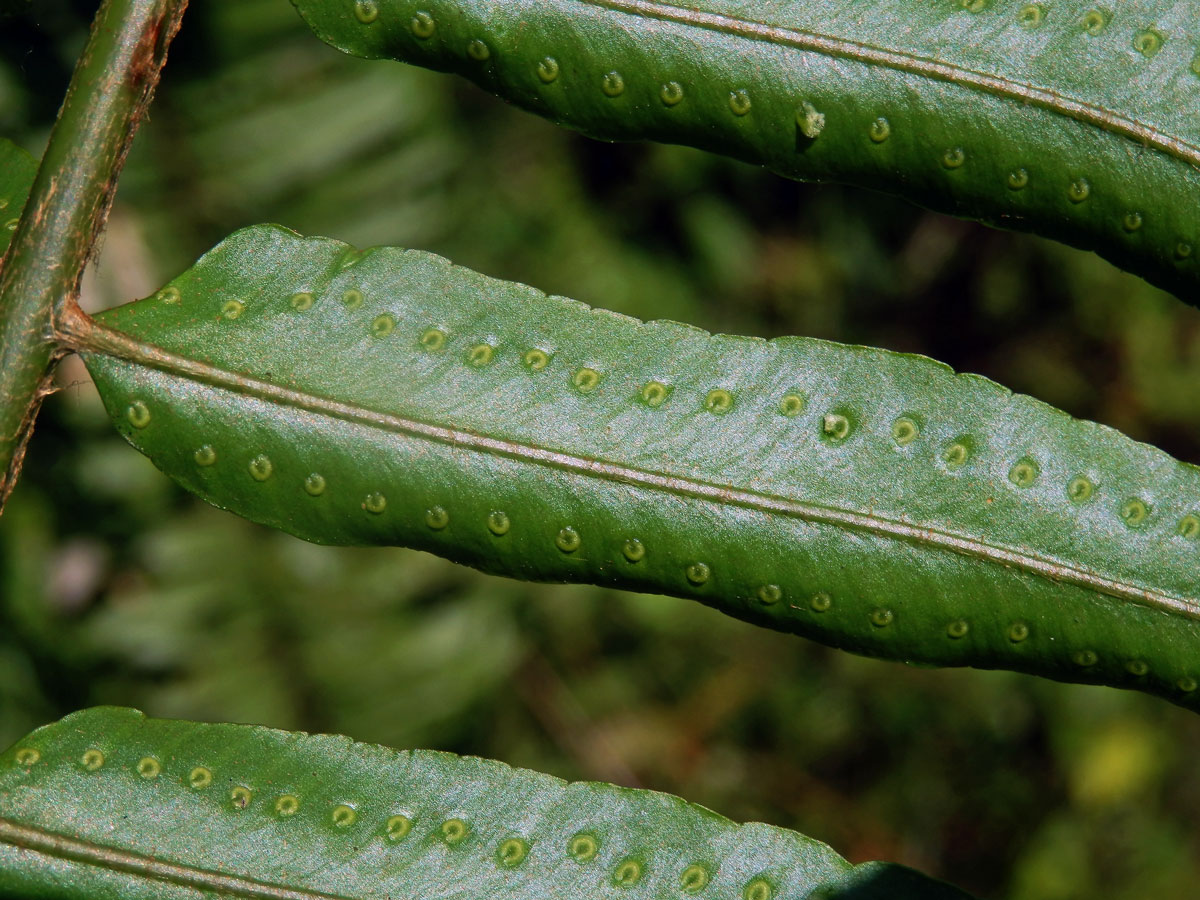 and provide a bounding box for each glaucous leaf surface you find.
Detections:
[66,226,1200,709]
[292,0,1200,301]
[0,707,976,899]
[0,138,36,259]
